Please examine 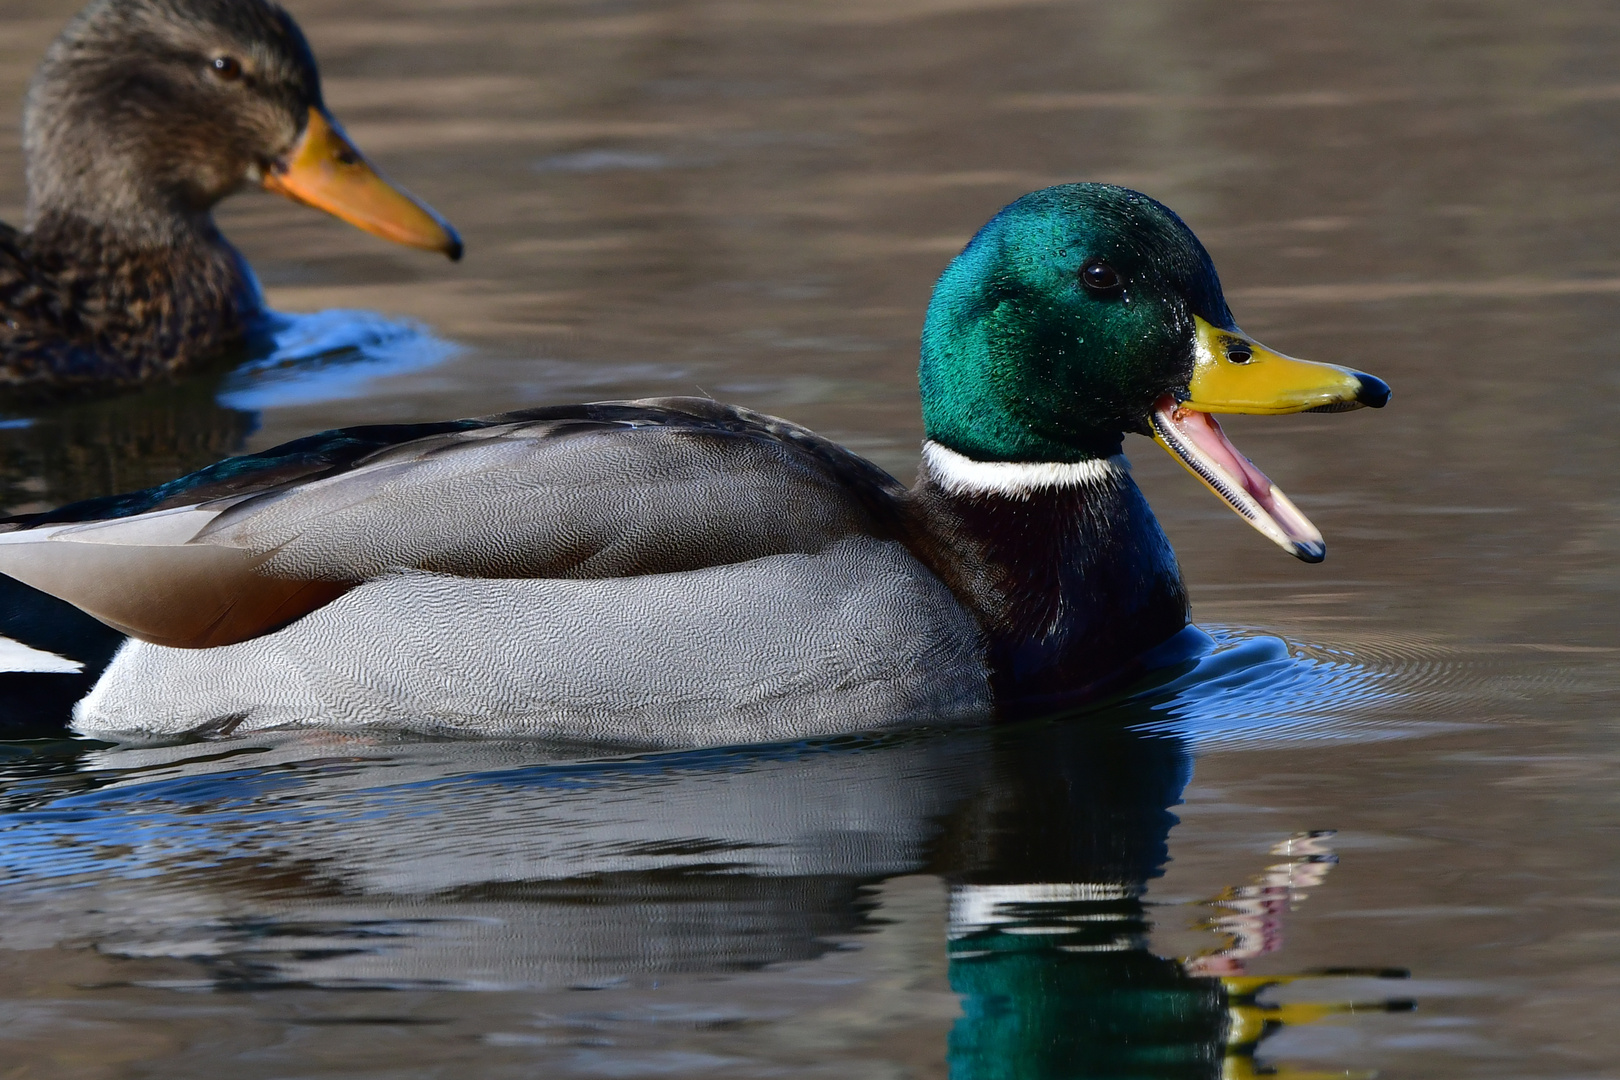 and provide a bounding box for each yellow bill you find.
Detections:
[1151,316,1389,562]
[262,106,462,260]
